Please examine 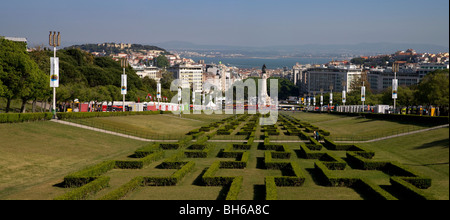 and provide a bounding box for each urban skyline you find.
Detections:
[1,0,449,48]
